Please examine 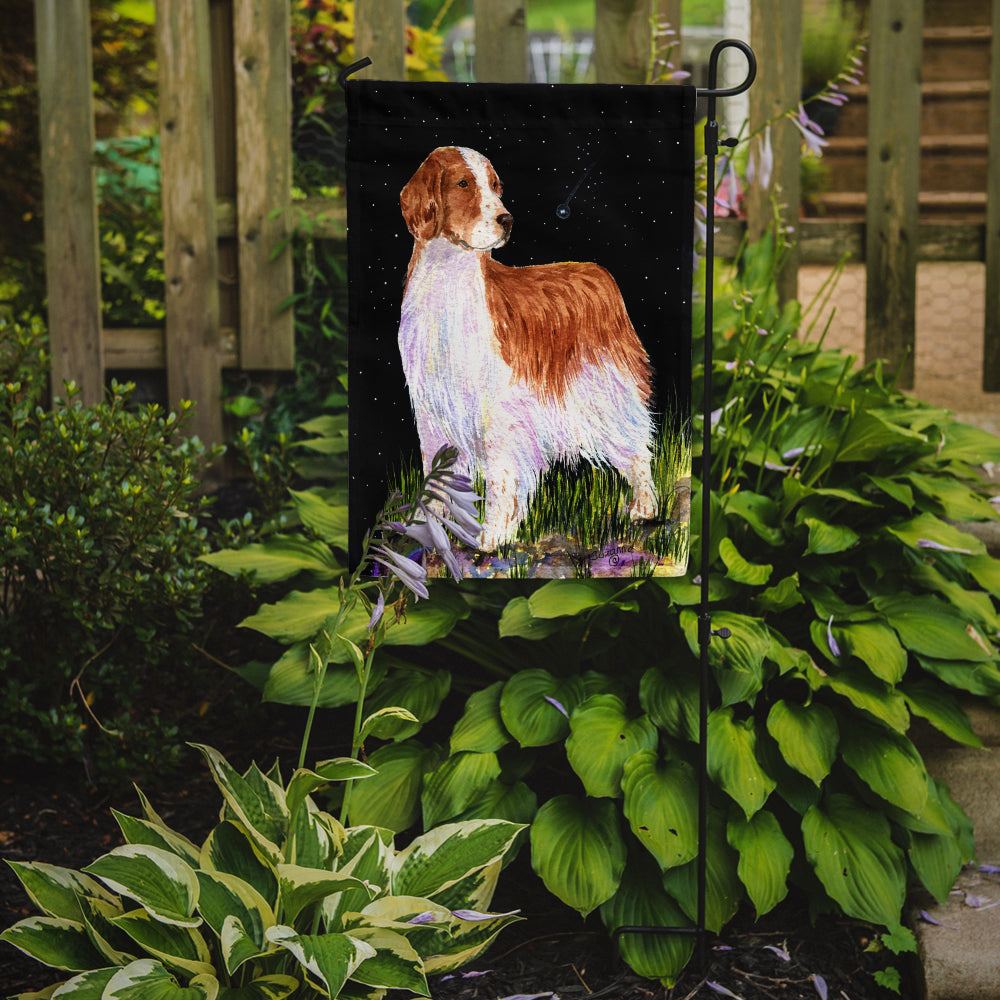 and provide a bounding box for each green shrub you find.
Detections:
[1,743,524,998]
[0,317,220,783]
